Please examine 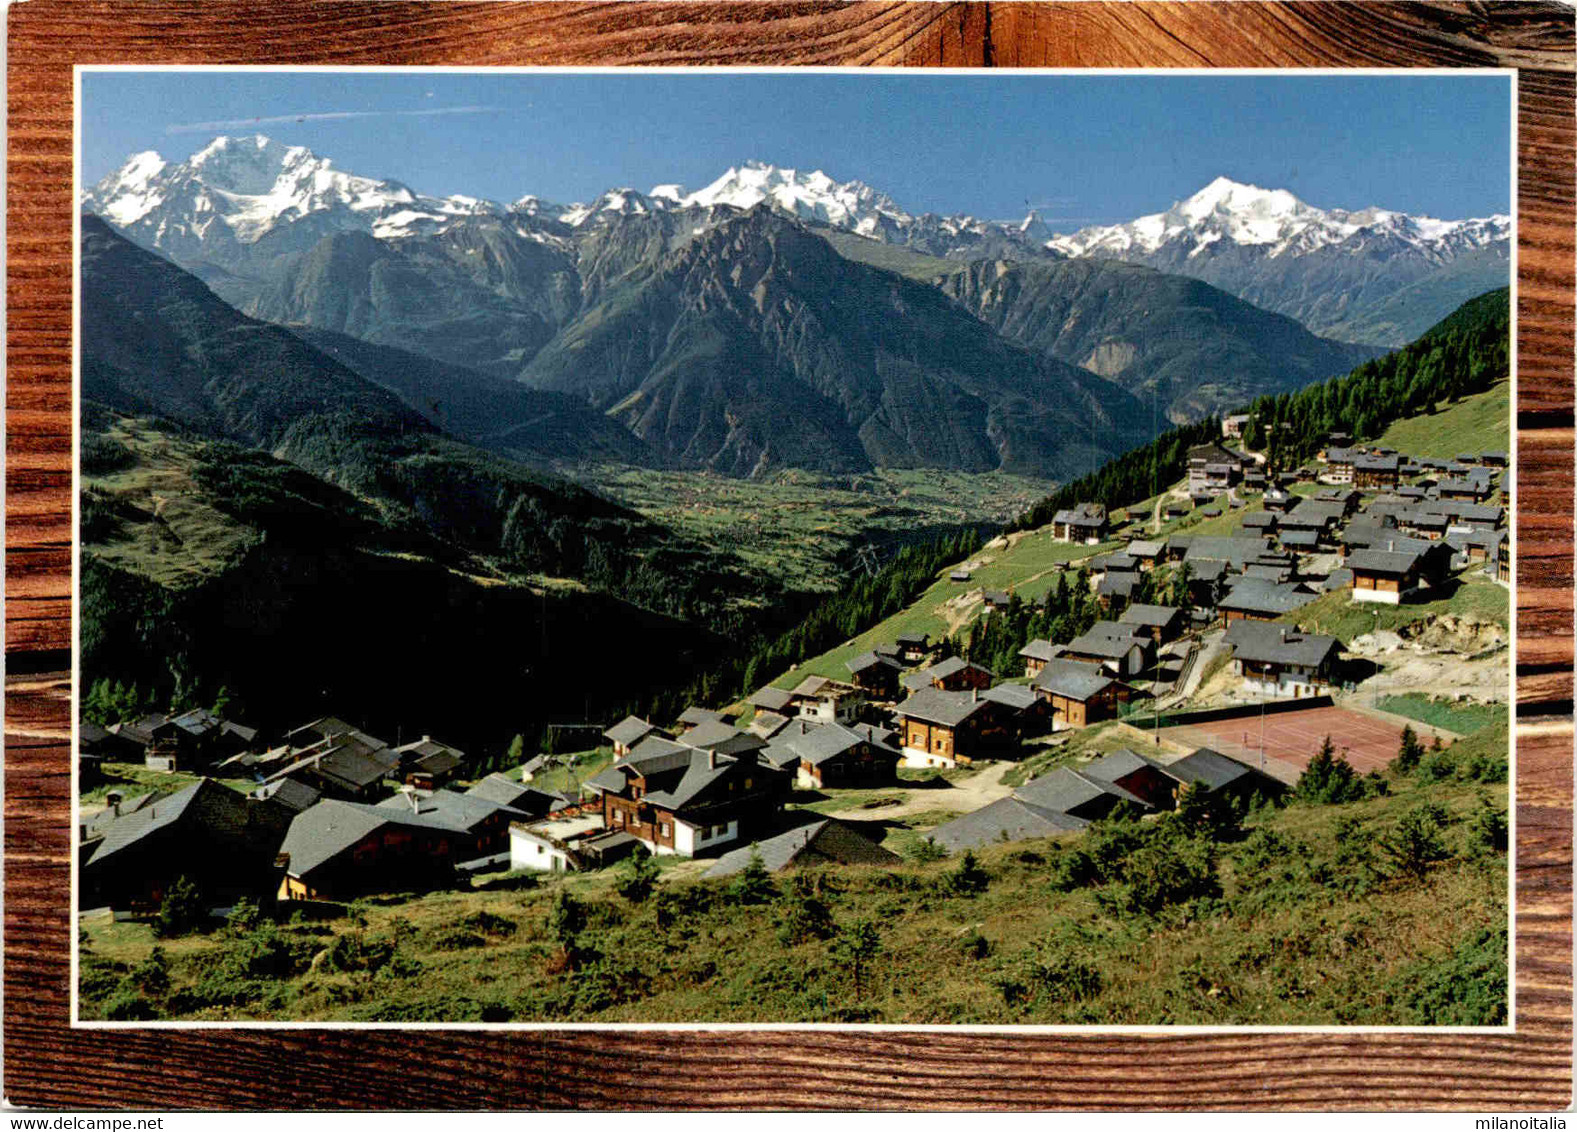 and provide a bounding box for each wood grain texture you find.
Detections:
[6,0,1572,1111]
